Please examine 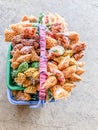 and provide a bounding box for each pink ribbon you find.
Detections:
[39,25,47,100]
